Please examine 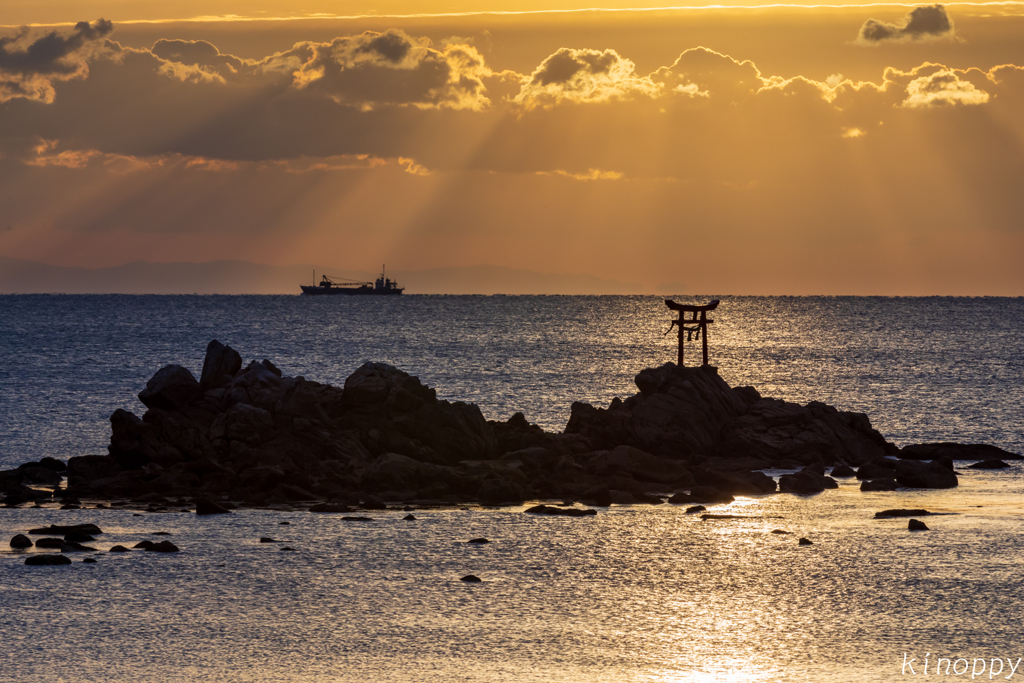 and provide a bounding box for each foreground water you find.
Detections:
[1,295,1023,682]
